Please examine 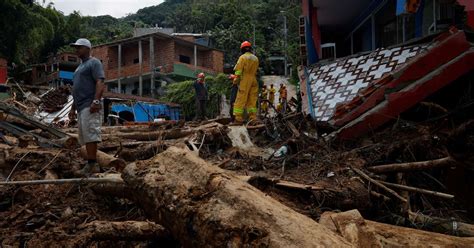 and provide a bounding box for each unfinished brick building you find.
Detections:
[93,32,224,97]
